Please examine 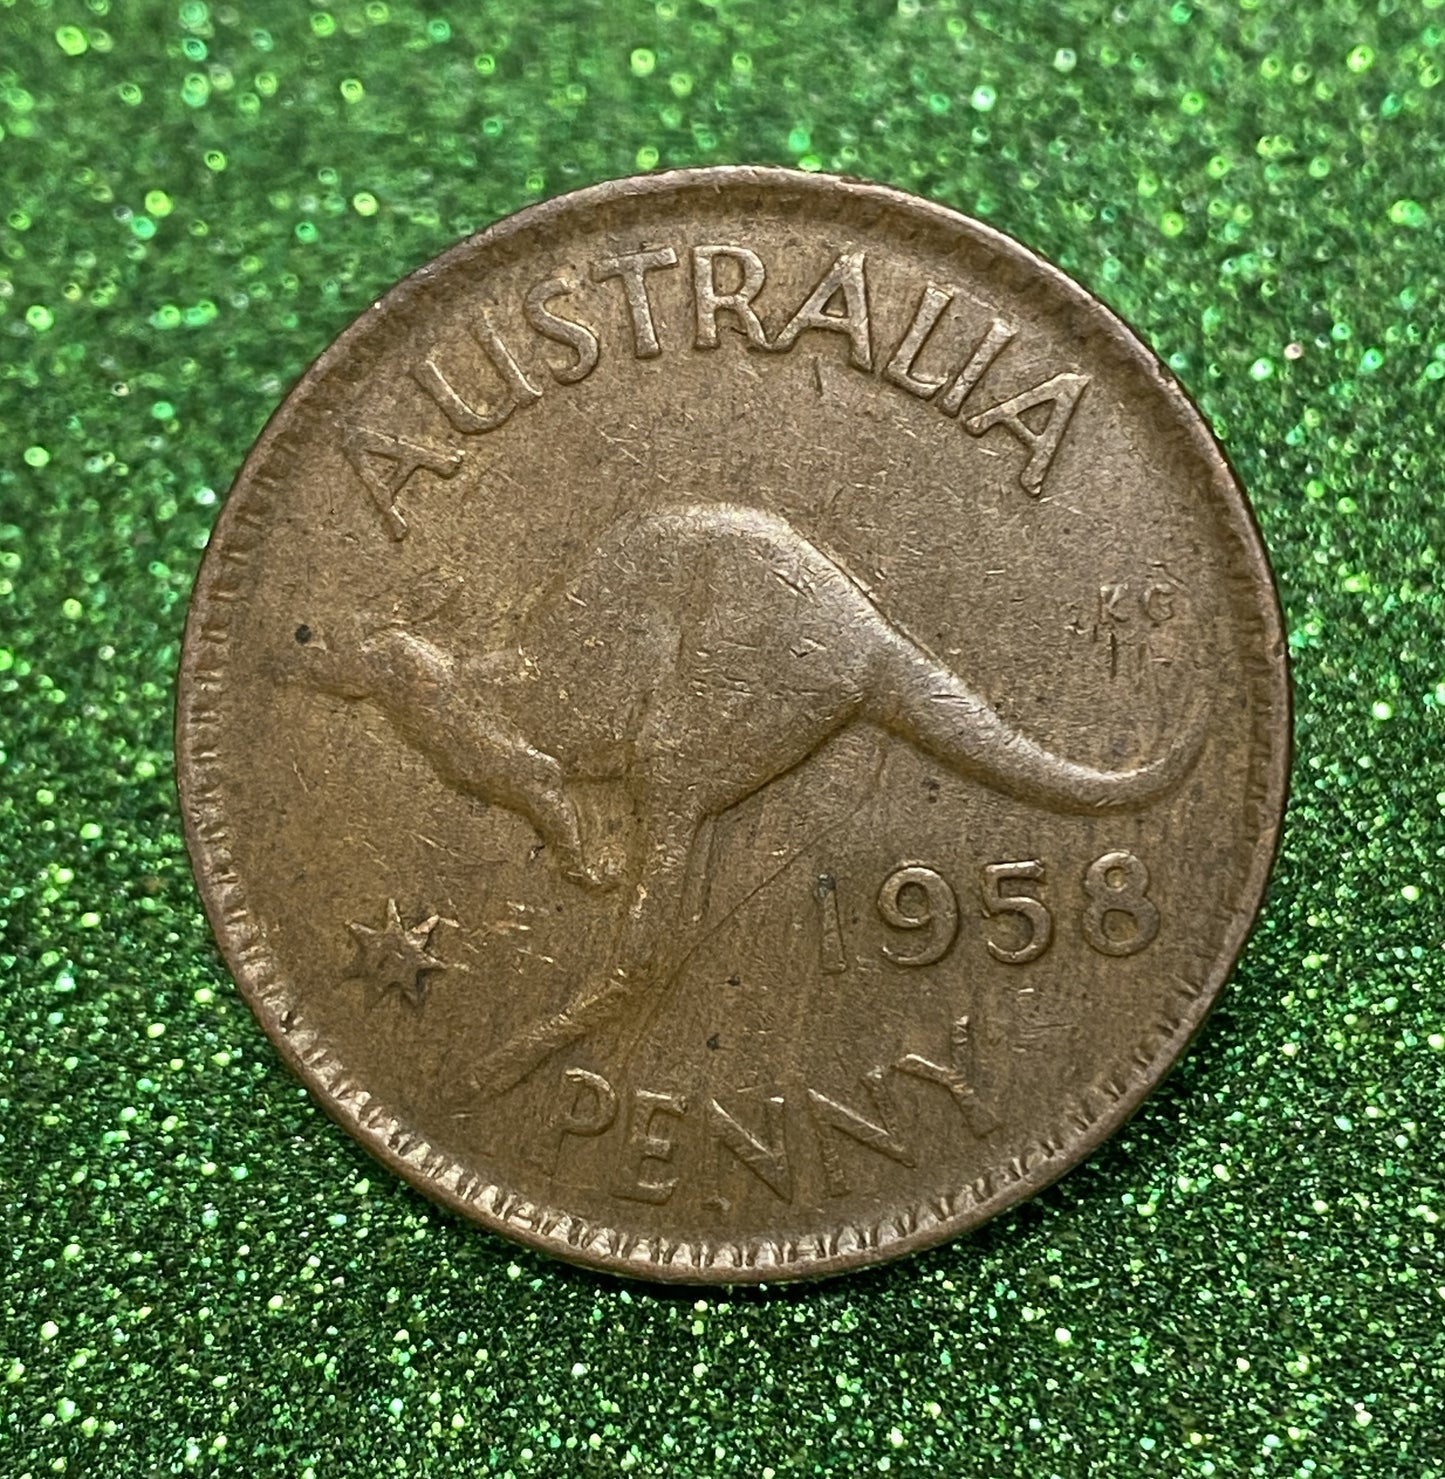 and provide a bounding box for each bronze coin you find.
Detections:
[177,167,1289,1283]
